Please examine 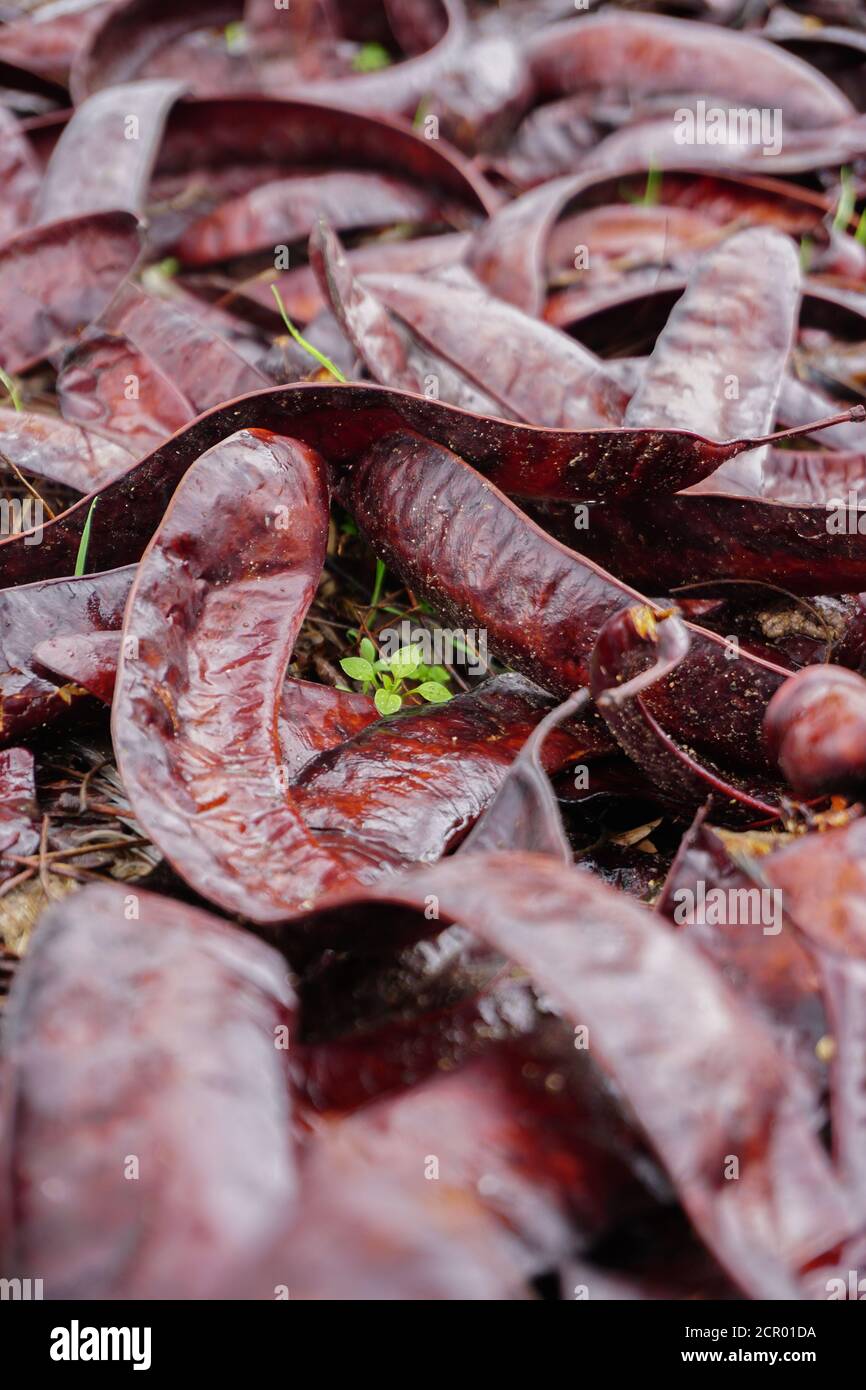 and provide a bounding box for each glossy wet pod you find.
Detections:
[764,665,866,796]
[0,883,297,1299]
[112,427,353,923]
